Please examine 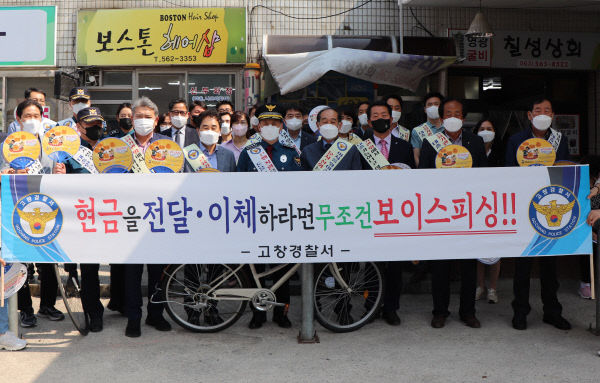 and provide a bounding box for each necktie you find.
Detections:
[380,139,389,160]
[175,130,182,147]
[266,145,273,159]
